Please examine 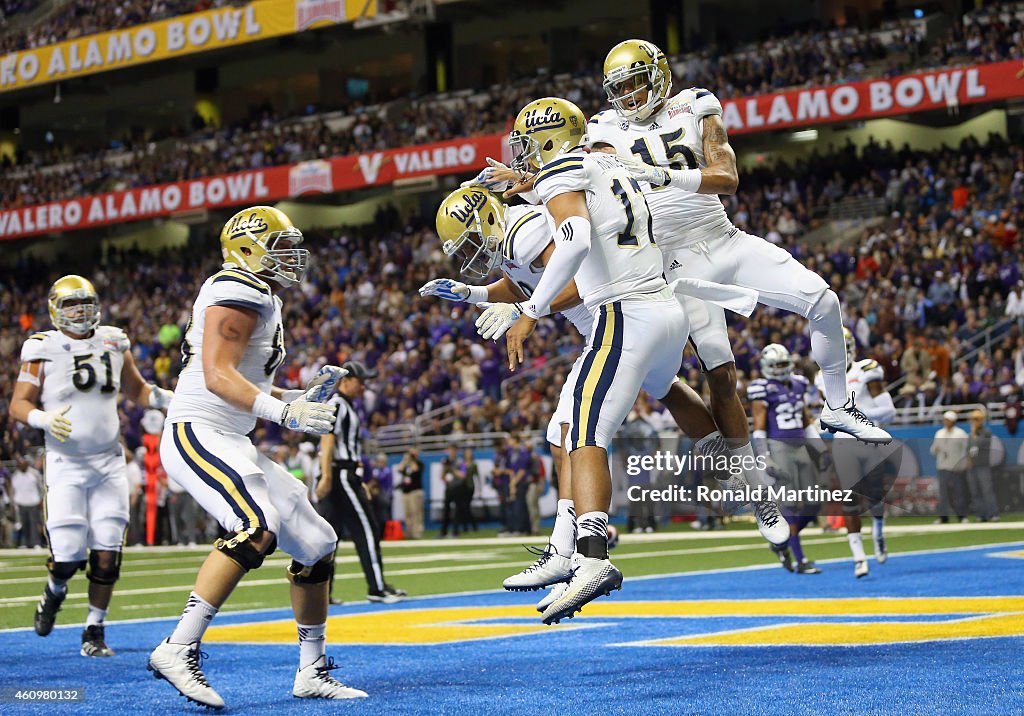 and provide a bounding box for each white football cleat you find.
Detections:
[820,394,892,444]
[876,535,888,564]
[536,582,569,613]
[854,560,869,578]
[147,639,225,710]
[541,554,622,625]
[753,498,790,546]
[293,655,368,699]
[503,544,572,591]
